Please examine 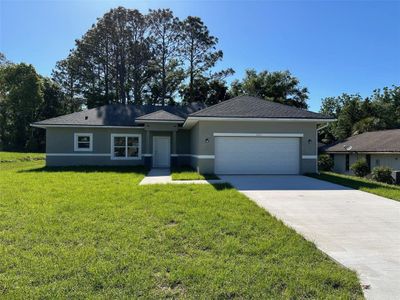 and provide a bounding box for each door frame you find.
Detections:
[152,136,171,168]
